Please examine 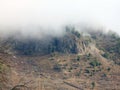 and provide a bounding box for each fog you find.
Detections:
[0,0,120,38]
